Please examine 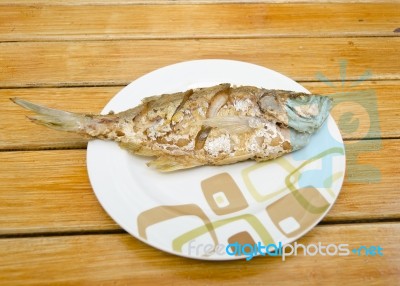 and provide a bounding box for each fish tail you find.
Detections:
[11,98,90,133]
